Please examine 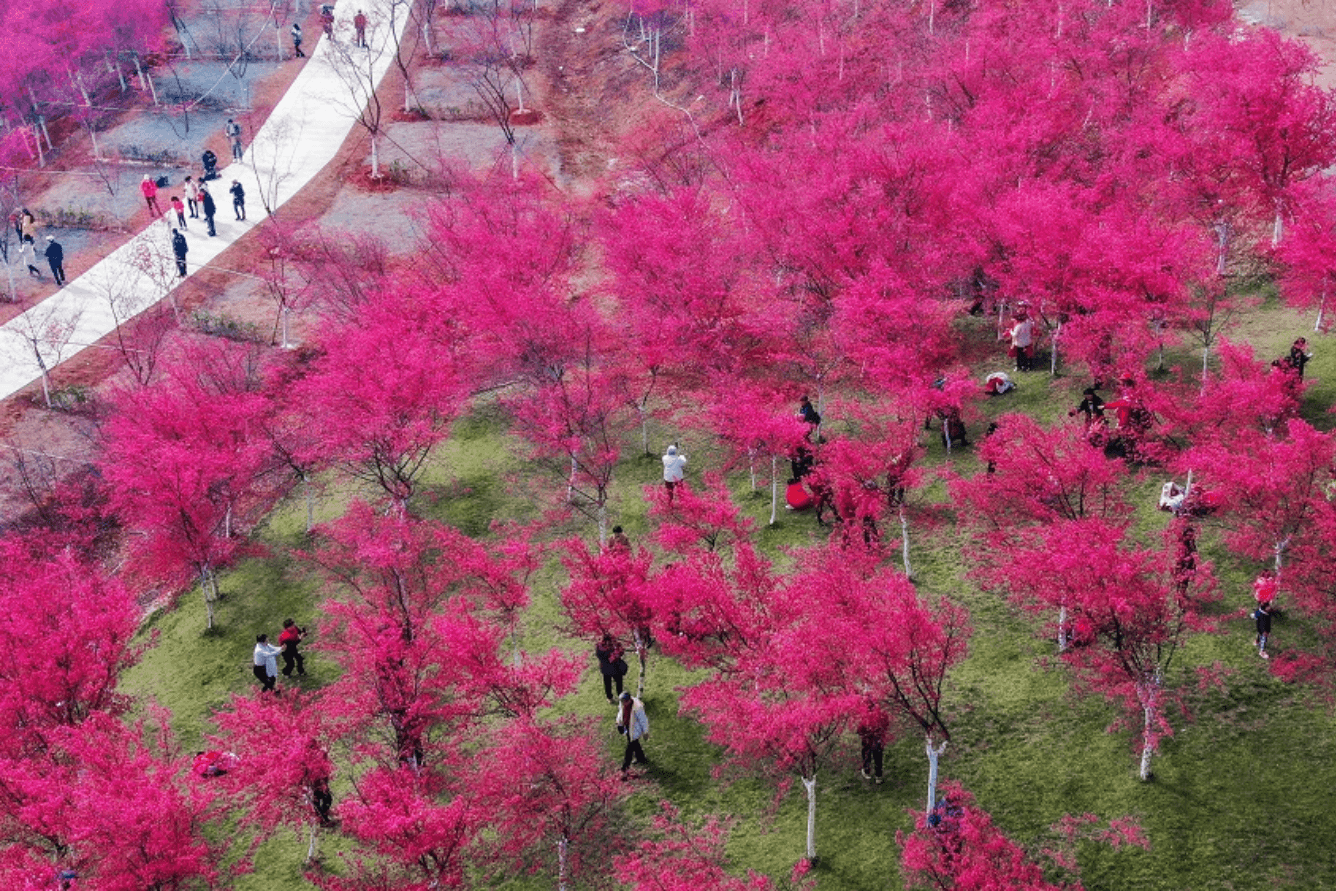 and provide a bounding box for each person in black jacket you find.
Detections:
[229,180,246,221]
[44,235,65,286]
[595,633,626,702]
[171,229,188,277]
[1254,601,1273,659]
[201,185,217,236]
